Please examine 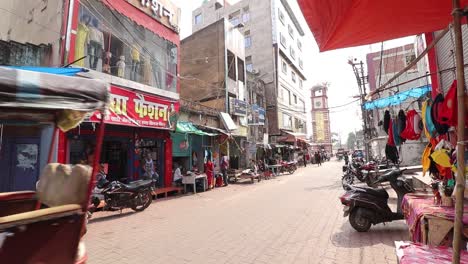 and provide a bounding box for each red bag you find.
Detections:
[400,110,422,140]
[438,80,457,126]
